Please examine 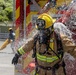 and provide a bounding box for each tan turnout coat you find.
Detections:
[21,23,76,75]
